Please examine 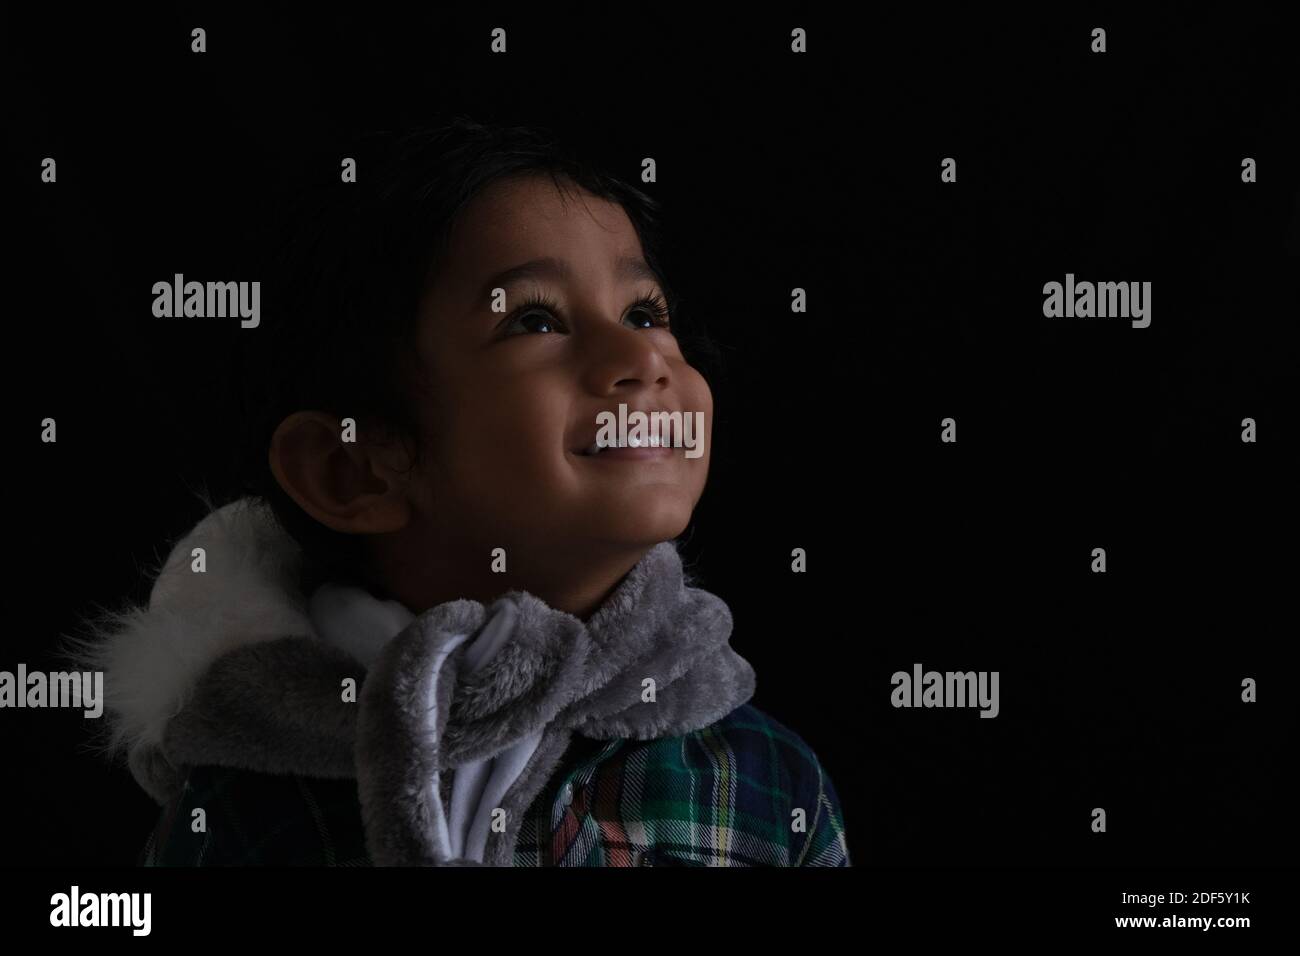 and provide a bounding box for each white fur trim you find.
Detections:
[63,497,315,764]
